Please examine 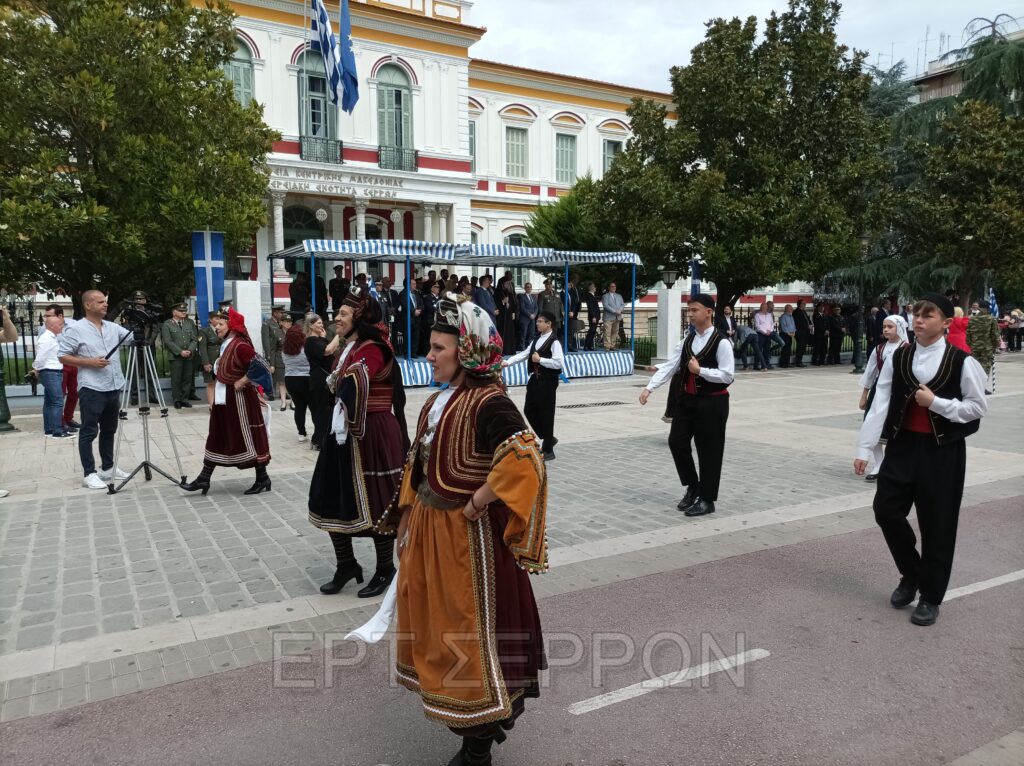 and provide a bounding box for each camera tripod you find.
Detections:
[107,334,187,494]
